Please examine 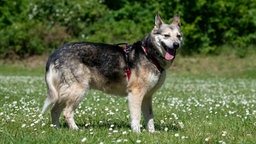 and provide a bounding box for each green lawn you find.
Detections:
[0,56,256,143]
